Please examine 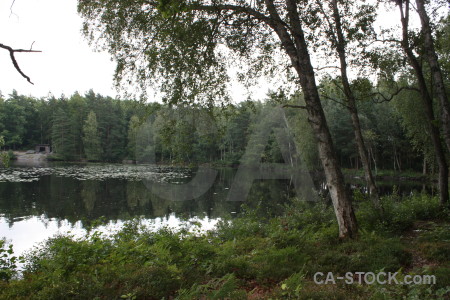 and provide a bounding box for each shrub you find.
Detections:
[177,273,246,300]
[279,271,306,298]
[418,224,450,263]
[357,193,446,234]
[0,195,448,299]
[0,240,21,282]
